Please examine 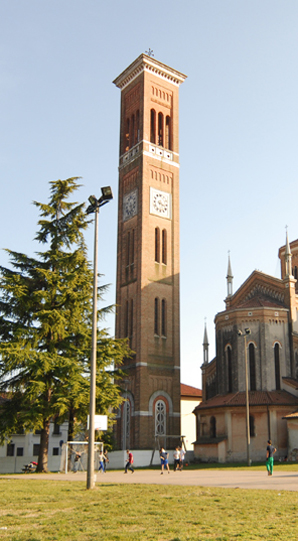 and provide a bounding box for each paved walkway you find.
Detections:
[1,469,298,491]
